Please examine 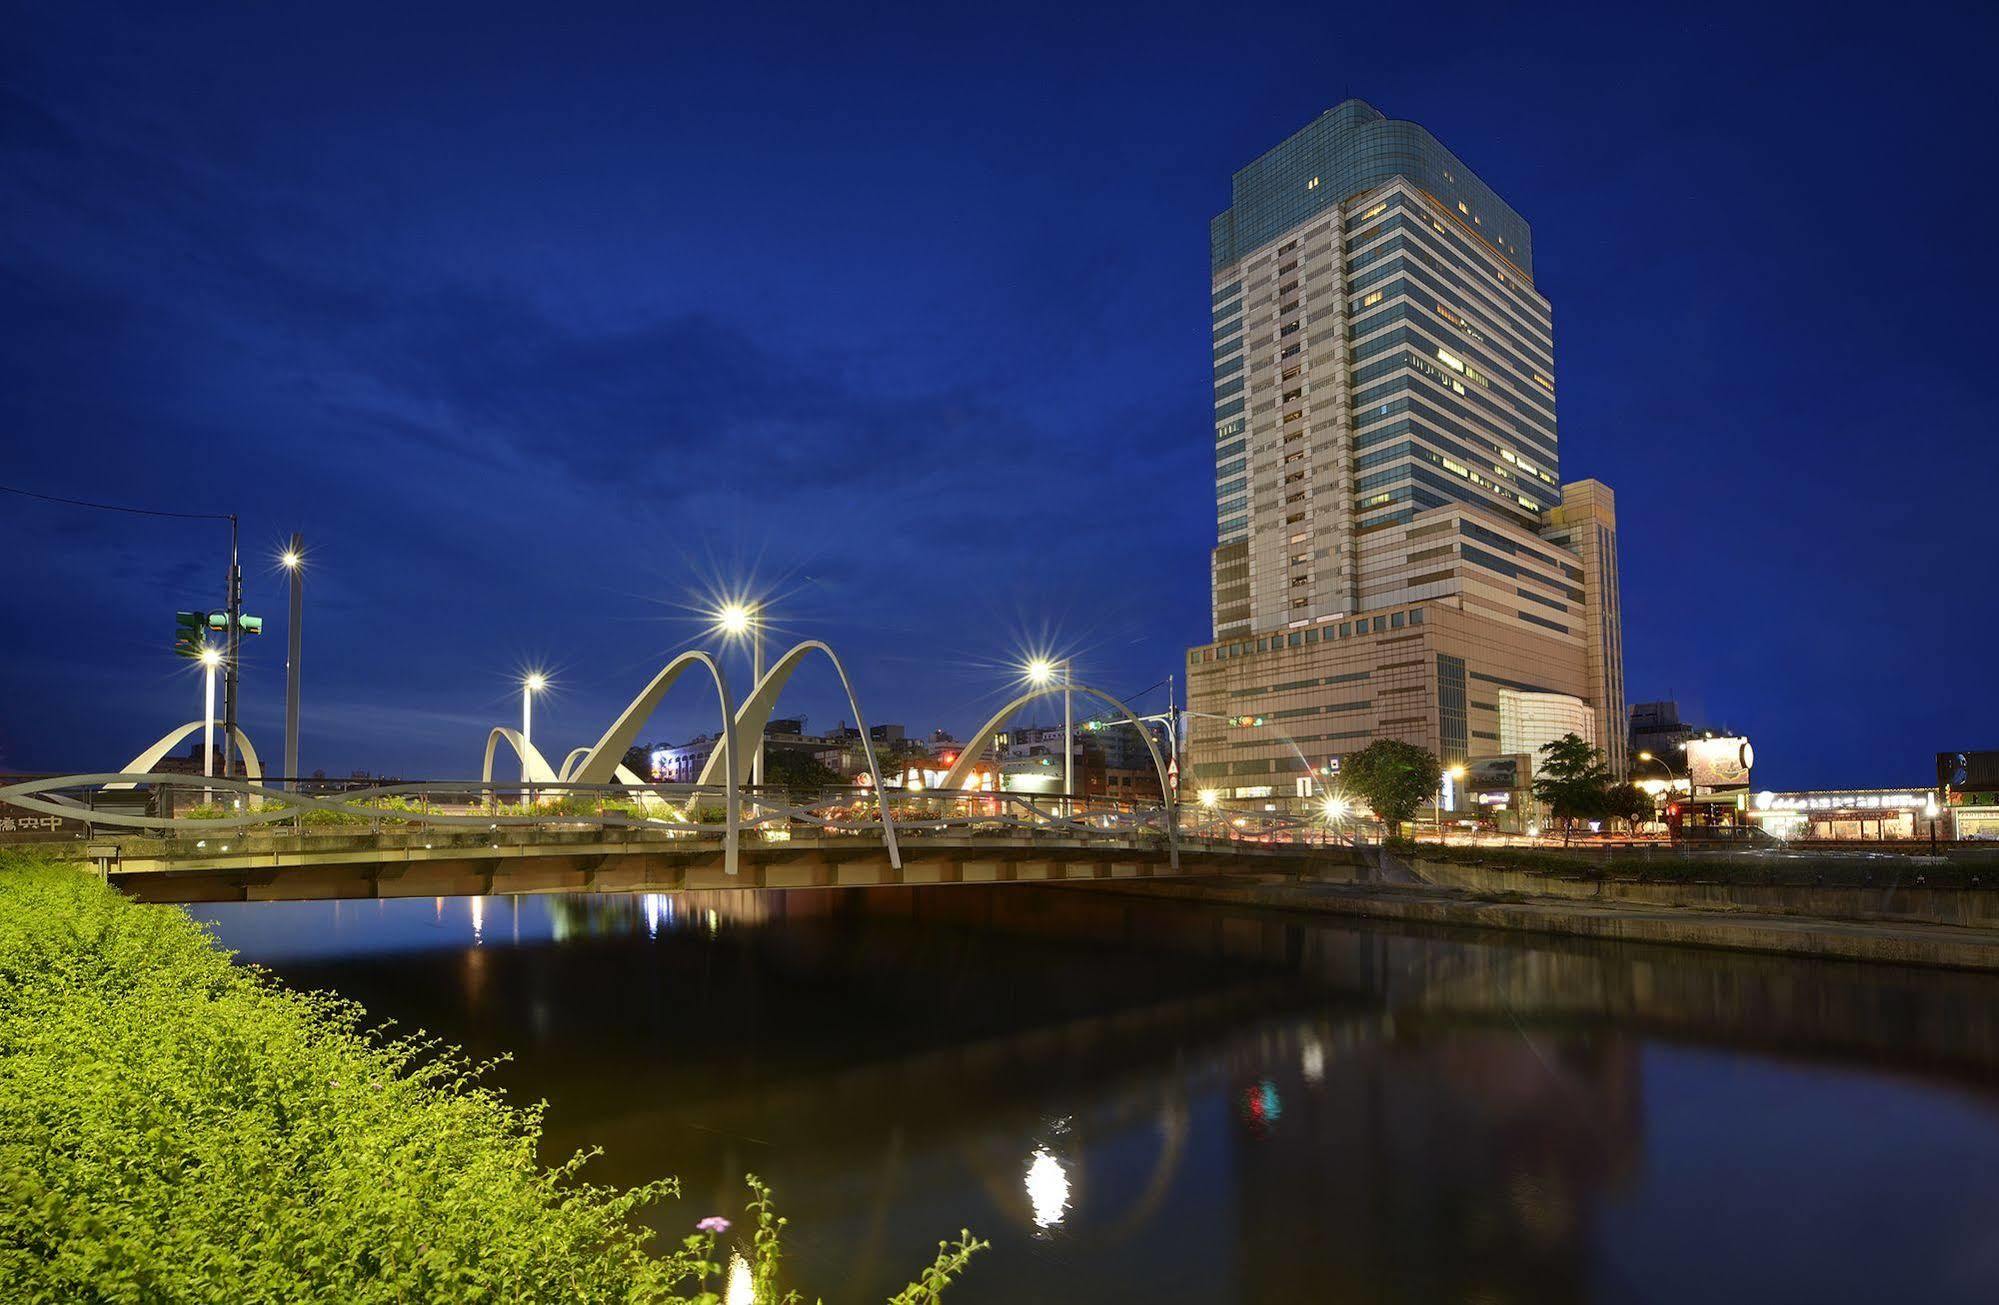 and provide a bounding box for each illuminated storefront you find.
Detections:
[1745,789,1940,842]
